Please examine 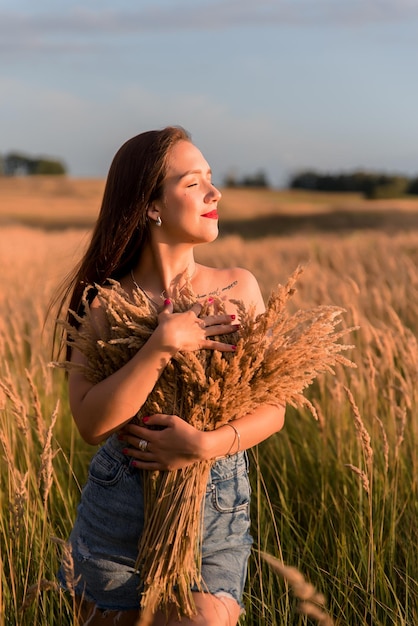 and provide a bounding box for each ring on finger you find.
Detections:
[138,438,148,452]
